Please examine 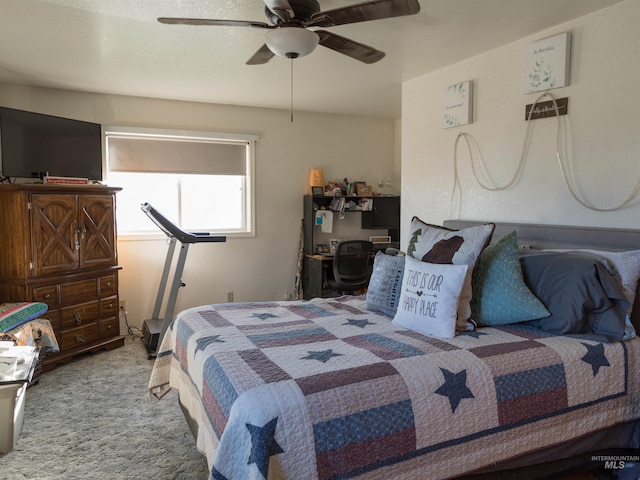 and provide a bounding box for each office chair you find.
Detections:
[327,240,374,294]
